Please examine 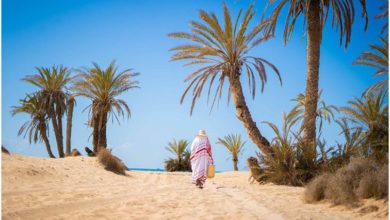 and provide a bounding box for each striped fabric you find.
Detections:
[190,136,213,186]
